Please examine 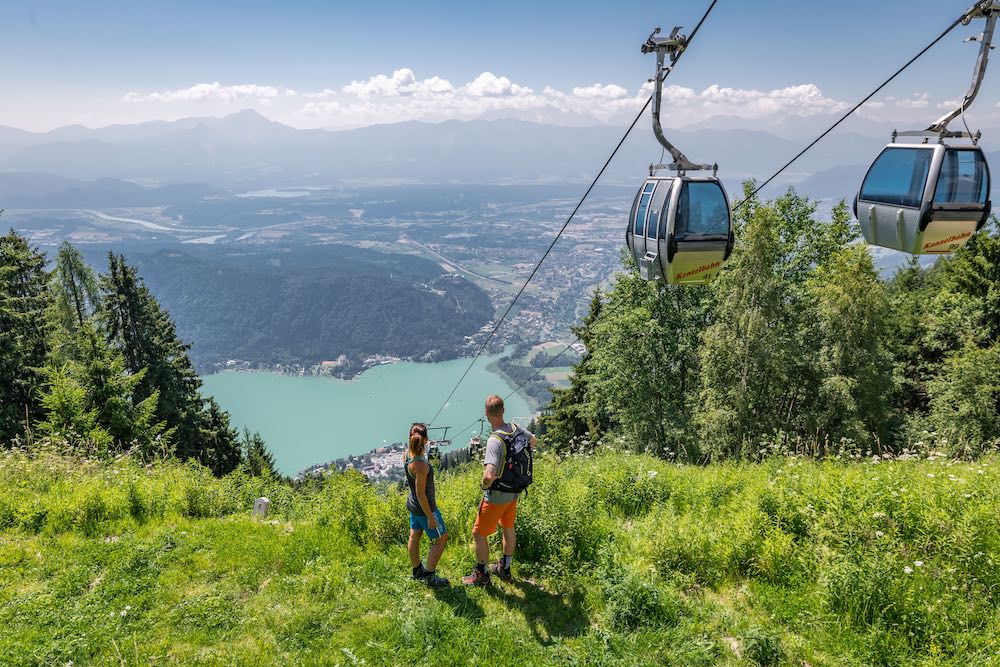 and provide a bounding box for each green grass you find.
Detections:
[2,450,1000,665]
